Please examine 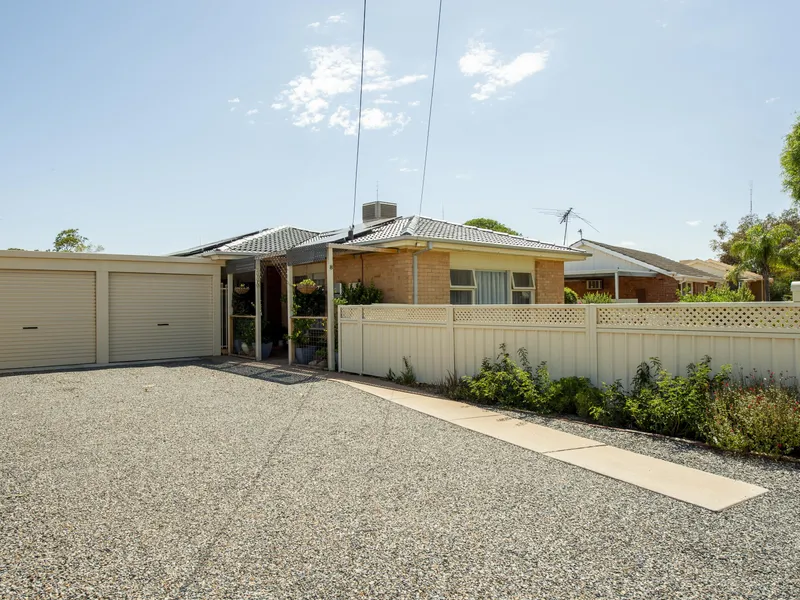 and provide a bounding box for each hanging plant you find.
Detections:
[234,283,250,295]
[296,279,319,295]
